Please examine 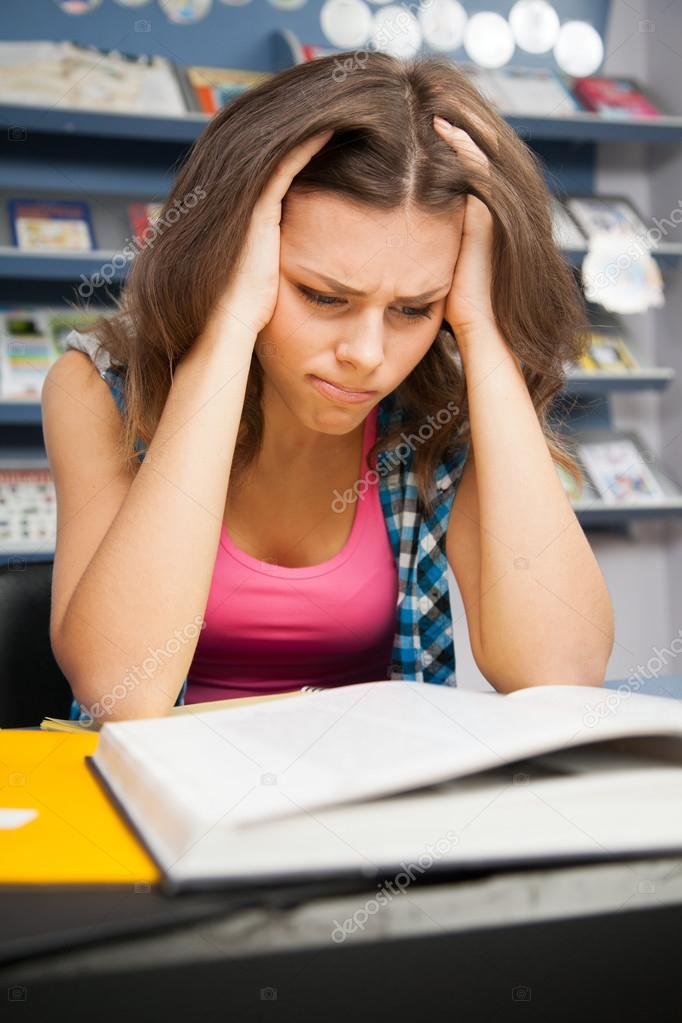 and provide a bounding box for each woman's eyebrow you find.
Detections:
[294,265,450,303]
